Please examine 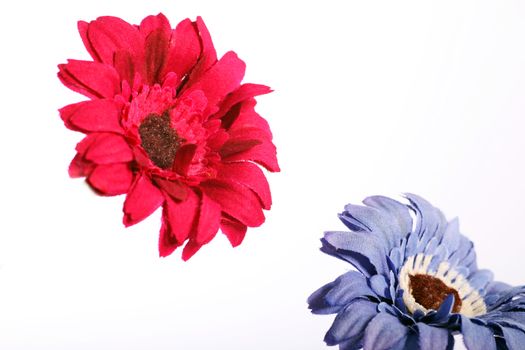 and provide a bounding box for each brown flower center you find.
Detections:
[138,113,180,169]
[409,274,462,313]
